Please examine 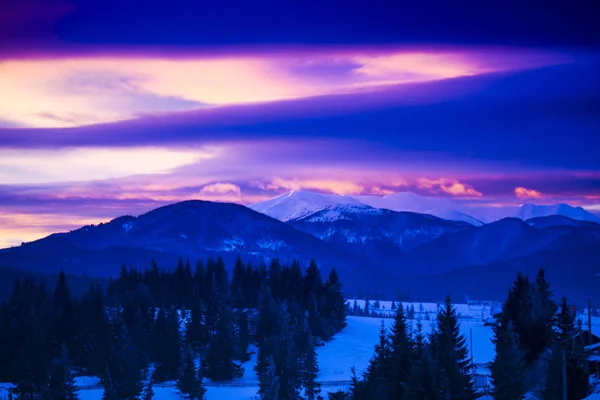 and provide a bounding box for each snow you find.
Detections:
[0,308,495,399]
[256,239,286,250]
[250,189,365,222]
[251,189,600,225]
[122,221,134,233]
